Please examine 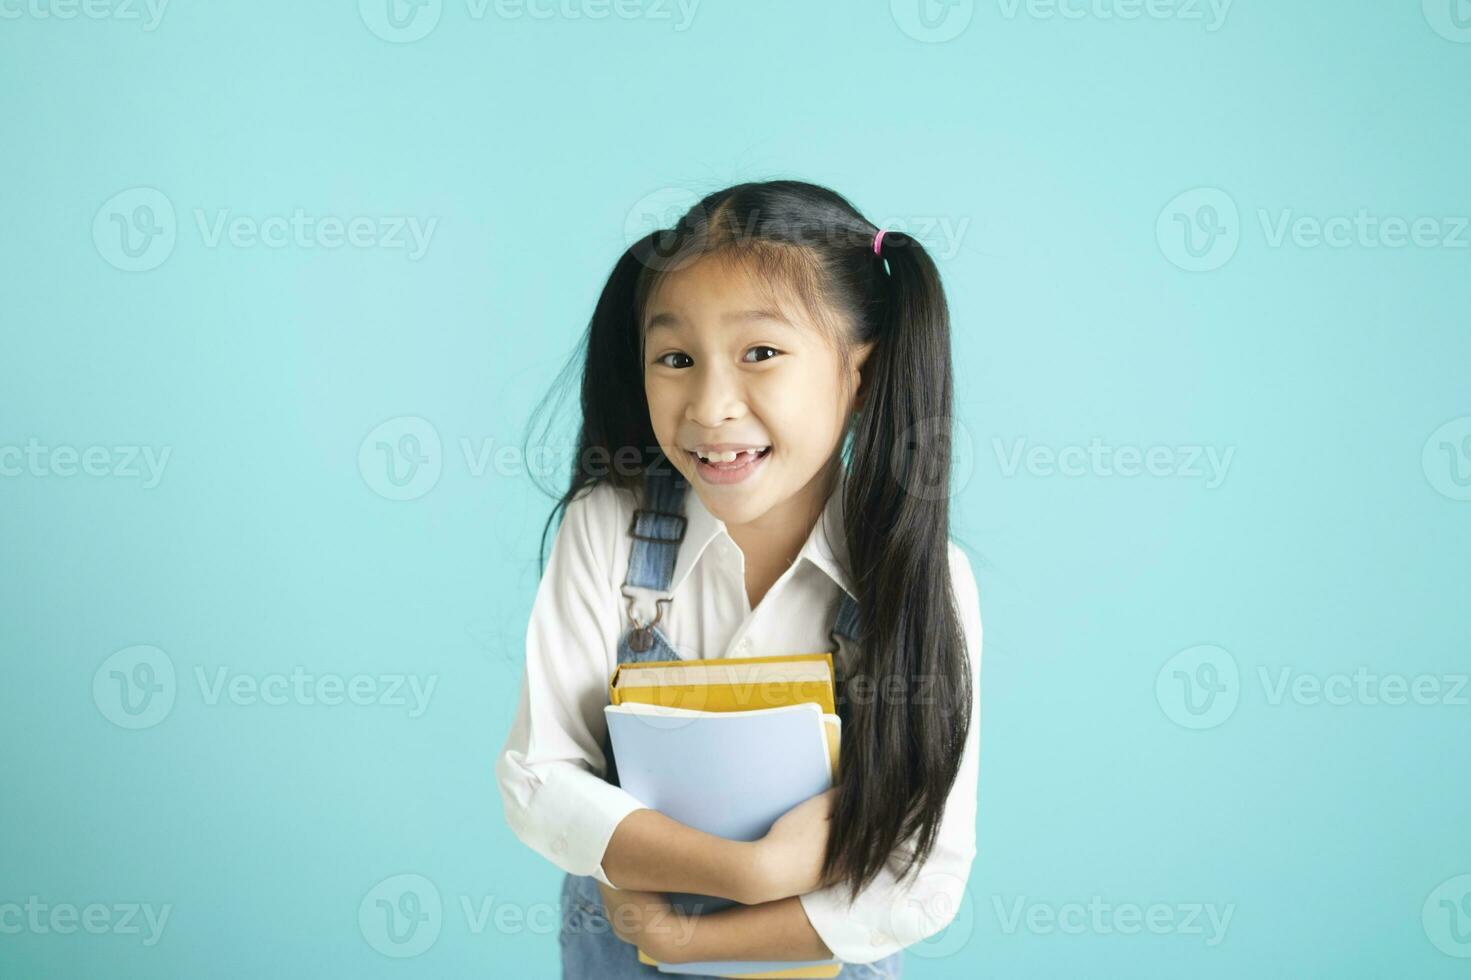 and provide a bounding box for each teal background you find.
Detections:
[3,1,1469,977]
